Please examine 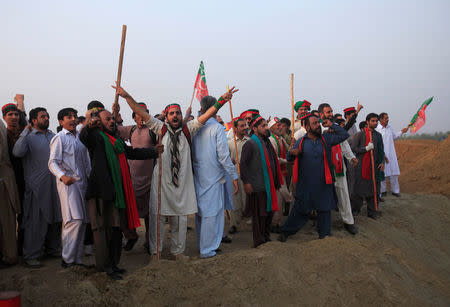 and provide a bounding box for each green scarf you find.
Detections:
[99,131,126,209]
